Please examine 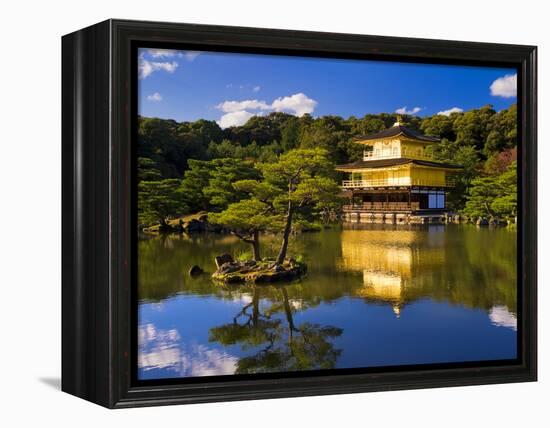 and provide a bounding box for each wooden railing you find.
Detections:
[362,149,434,161]
[342,178,454,188]
[400,148,434,160]
[363,151,399,160]
[343,202,420,212]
